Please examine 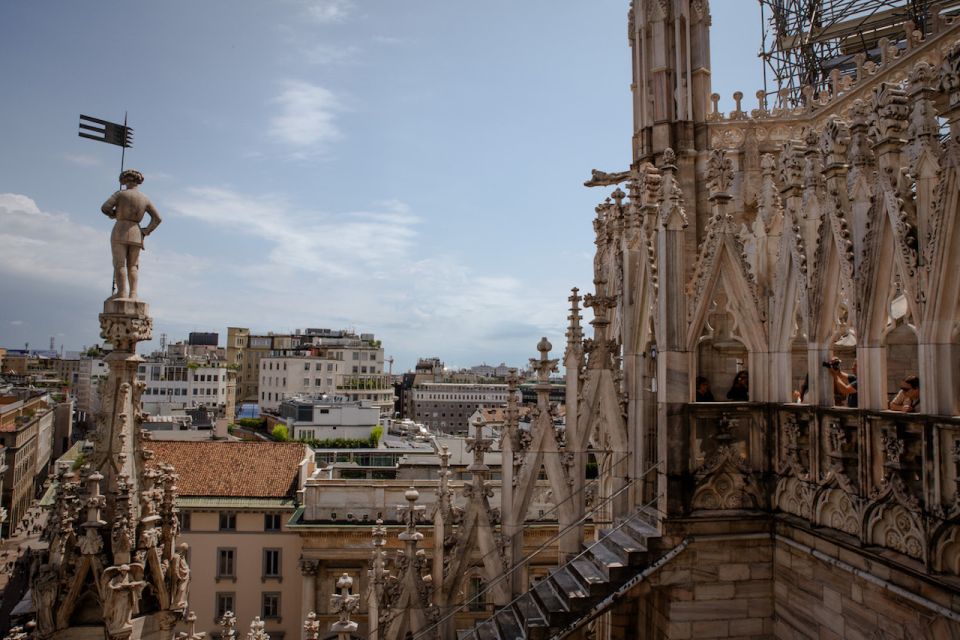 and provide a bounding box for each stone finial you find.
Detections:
[330,573,360,638]
[465,417,493,474]
[871,82,909,142]
[731,91,745,119]
[708,92,722,120]
[529,337,559,384]
[753,90,768,117]
[176,611,206,640]
[706,148,734,198]
[218,611,237,640]
[398,488,425,542]
[566,288,583,349]
[245,617,269,640]
[820,118,851,169]
[302,612,320,640]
